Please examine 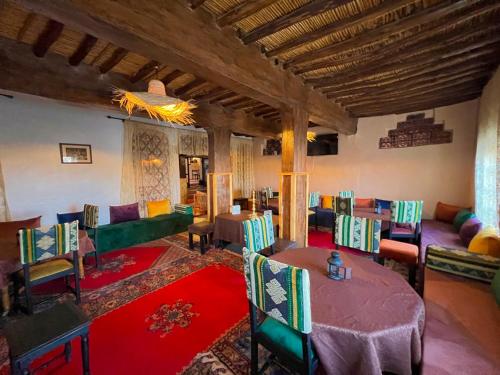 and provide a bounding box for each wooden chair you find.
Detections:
[242,213,295,256]
[243,248,318,375]
[14,221,81,314]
